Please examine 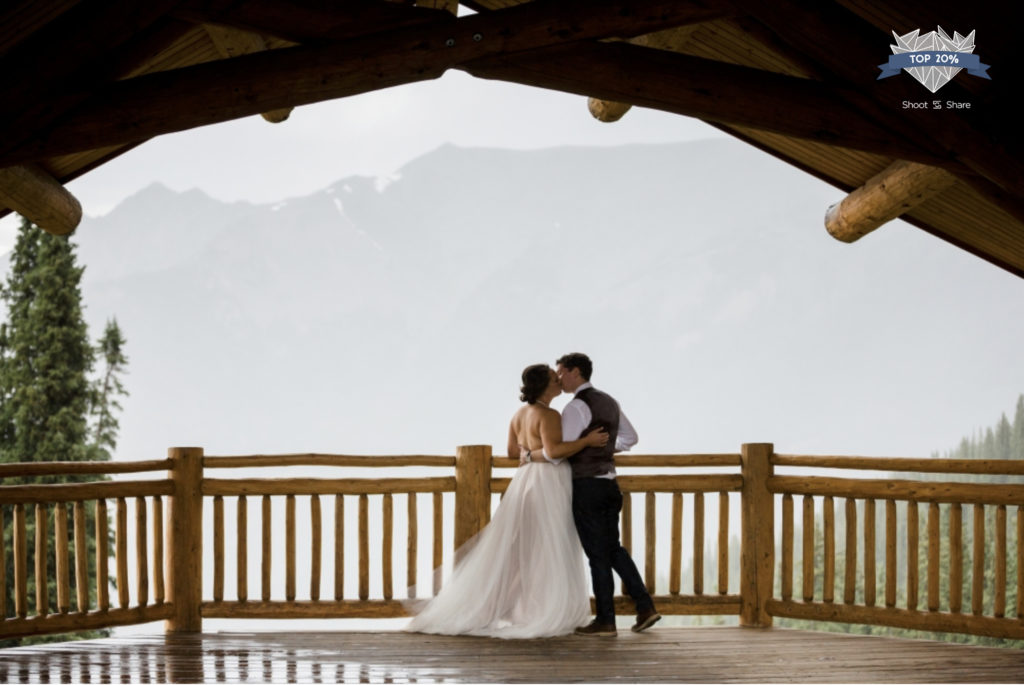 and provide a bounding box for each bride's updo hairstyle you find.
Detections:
[520,364,551,404]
